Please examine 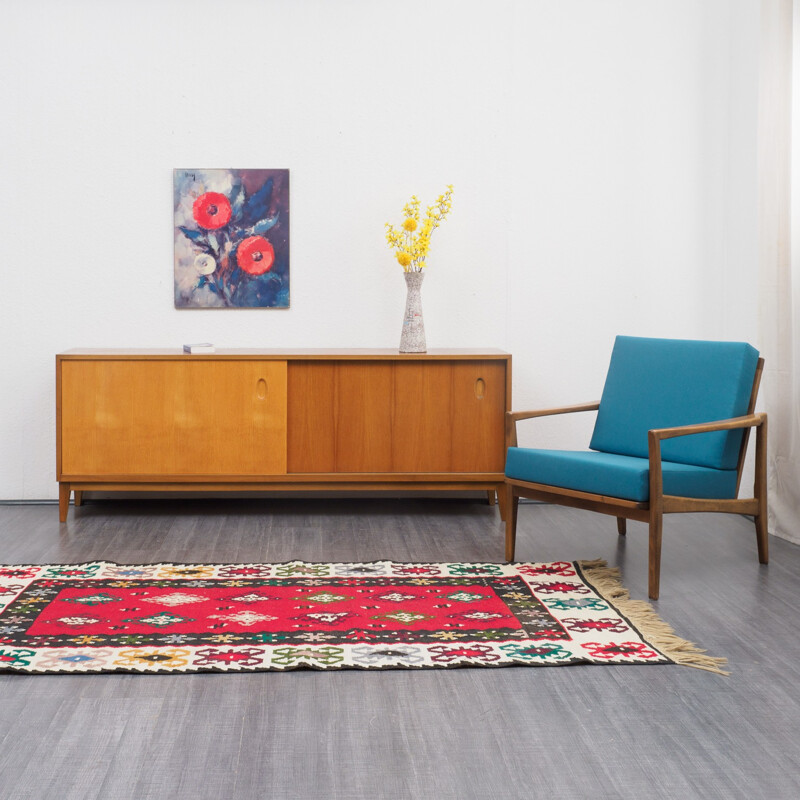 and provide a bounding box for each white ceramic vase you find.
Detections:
[399,271,426,353]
